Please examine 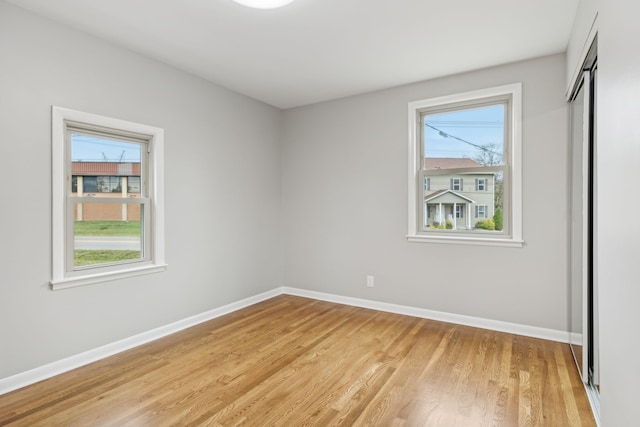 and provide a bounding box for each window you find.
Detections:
[407,83,522,246]
[51,107,166,290]
[424,176,430,192]
[127,176,141,193]
[450,178,463,191]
